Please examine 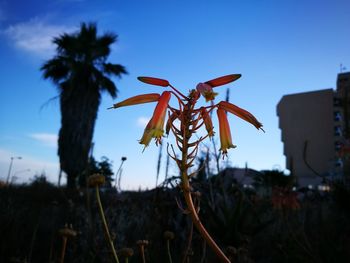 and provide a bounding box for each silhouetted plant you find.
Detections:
[110,74,263,262]
[80,156,115,187]
[41,22,127,188]
[252,170,294,196]
[58,224,77,263]
[88,173,120,263]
